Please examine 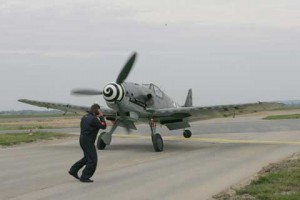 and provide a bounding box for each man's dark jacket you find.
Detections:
[80,113,106,143]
